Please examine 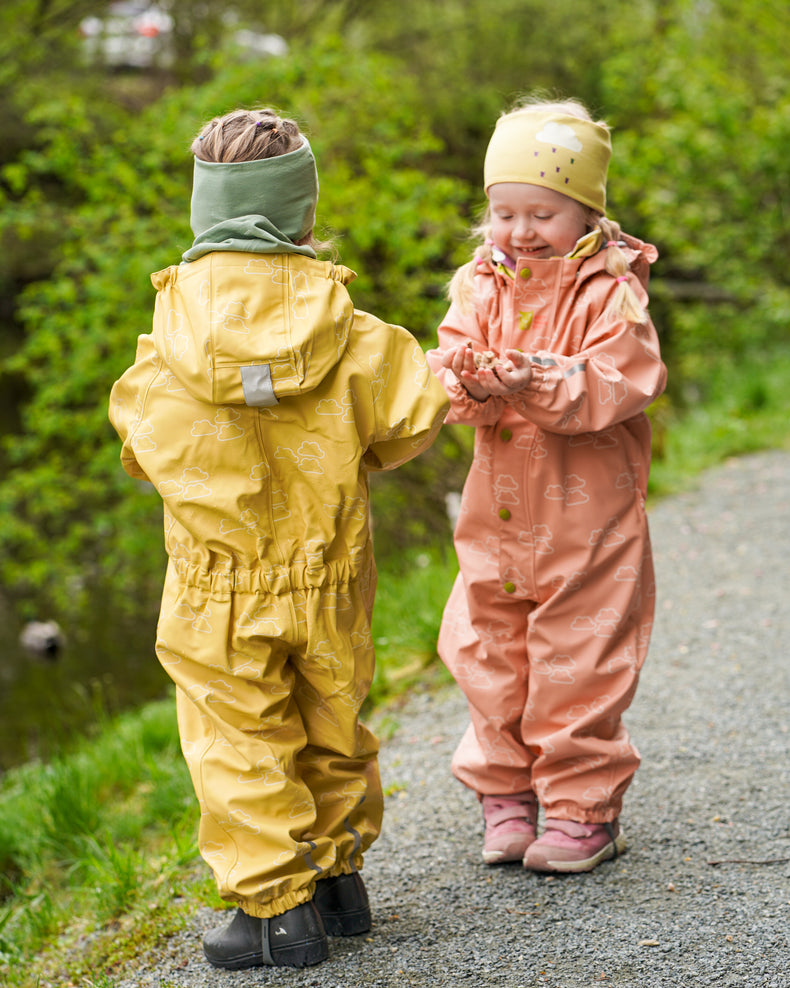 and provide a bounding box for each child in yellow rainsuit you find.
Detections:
[427,98,666,875]
[109,107,448,970]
